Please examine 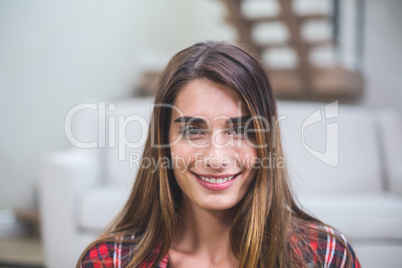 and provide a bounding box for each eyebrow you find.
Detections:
[227,115,252,124]
[173,116,206,124]
[173,115,252,124]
